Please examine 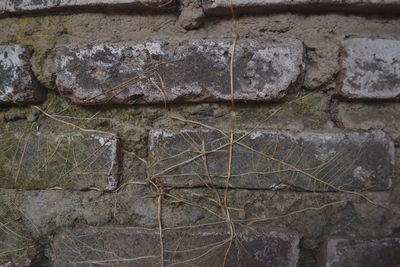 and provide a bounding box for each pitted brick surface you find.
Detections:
[54,40,304,104]
[0,131,119,191]
[3,0,400,16]
[318,237,400,267]
[52,226,300,267]
[337,38,400,100]
[0,45,45,104]
[3,0,176,14]
[149,129,394,191]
